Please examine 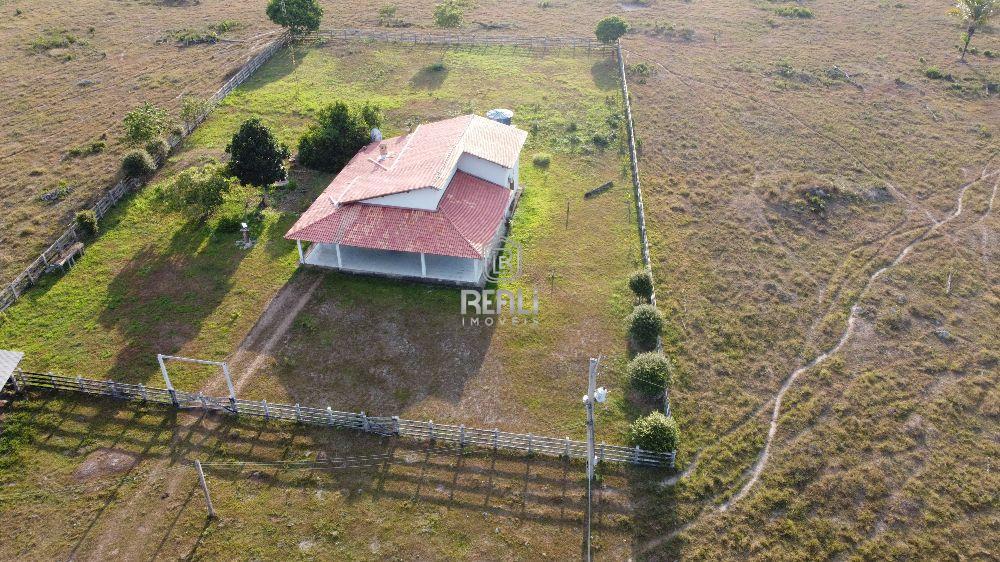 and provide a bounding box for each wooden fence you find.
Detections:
[0,34,290,315]
[7,370,675,468]
[311,28,610,55]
